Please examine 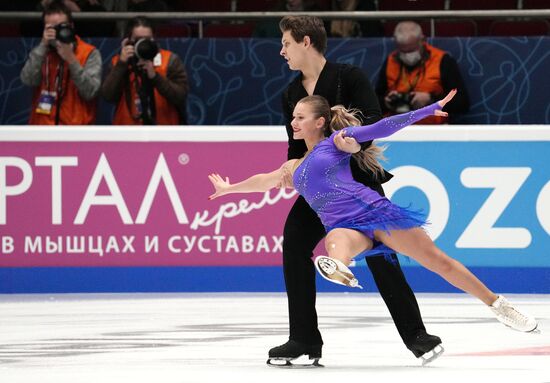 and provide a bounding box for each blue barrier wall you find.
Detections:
[0,36,549,125]
[0,126,549,294]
